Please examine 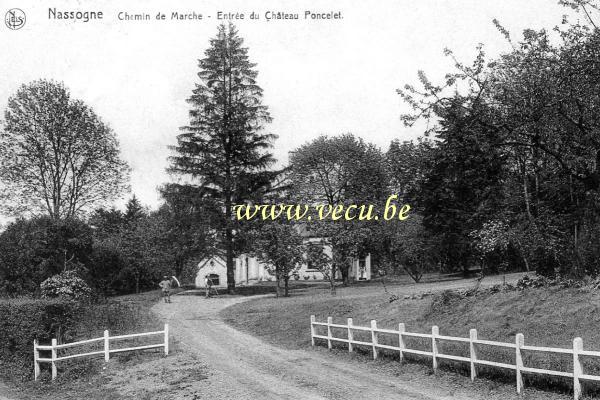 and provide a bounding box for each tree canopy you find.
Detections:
[0,80,130,219]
